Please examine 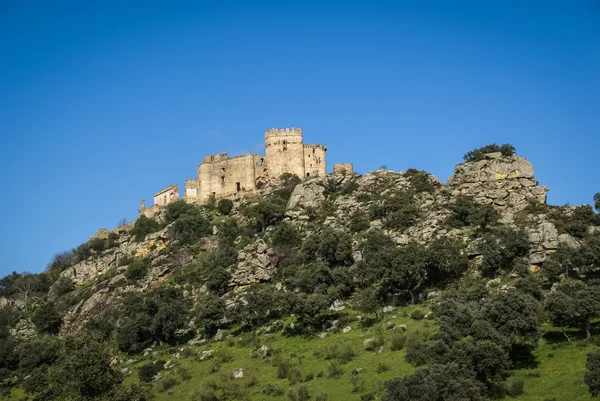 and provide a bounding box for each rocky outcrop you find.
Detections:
[527,219,560,264]
[287,177,328,210]
[61,227,170,285]
[448,153,548,211]
[230,239,278,286]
